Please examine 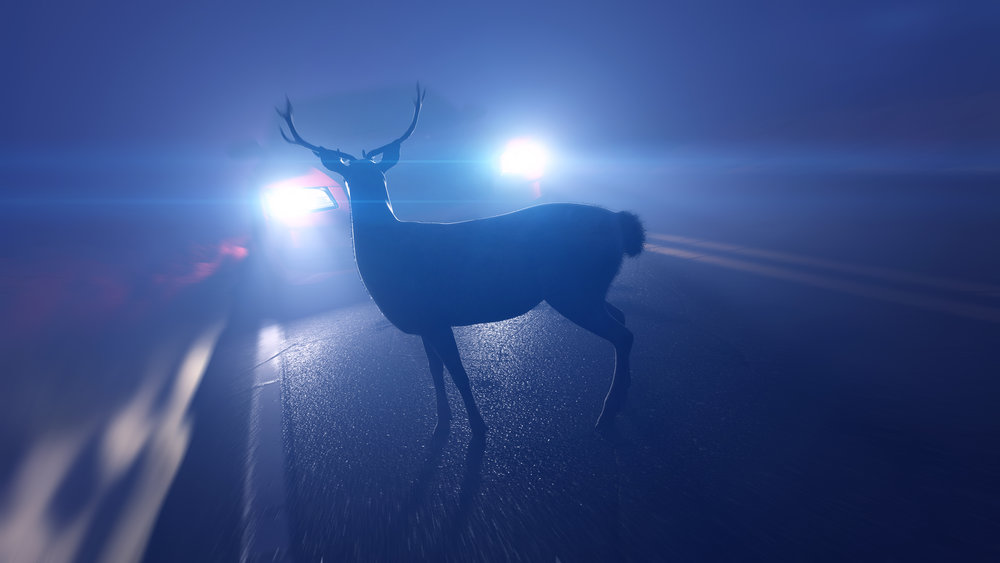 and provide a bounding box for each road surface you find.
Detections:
[7,173,997,562]
[259,218,1000,561]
